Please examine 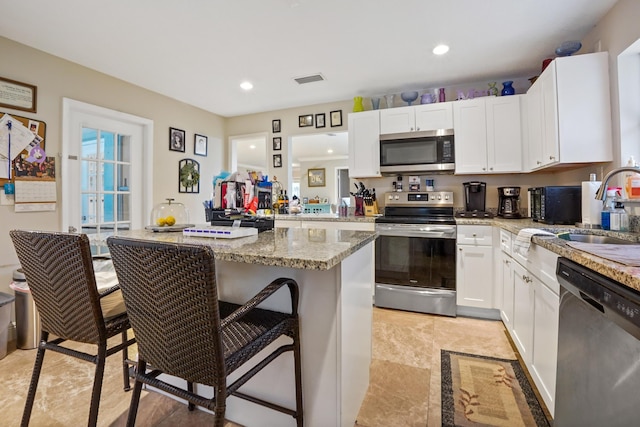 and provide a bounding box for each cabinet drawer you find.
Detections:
[457,225,493,246]
[499,229,513,255]
[527,244,560,295]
